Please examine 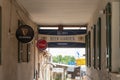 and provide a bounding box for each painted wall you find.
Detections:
[0,0,119,80]
[87,0,120,80]
[0,0,3,80]
[0,0,38,80]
